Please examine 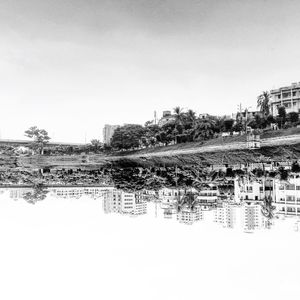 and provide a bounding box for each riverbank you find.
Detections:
[0,129,297,170]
